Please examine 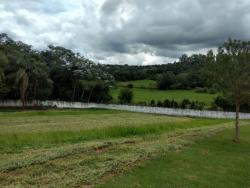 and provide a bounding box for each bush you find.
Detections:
[214,96,233,111]
[163,99,171,107]
[170,99,179,108]
[146,98,206,110]
[157,101,163,107]
[208,88,217,94]
[214,96,250,112]
[137,101,148,106]
[209,102,221,111]
[150,100,156,106]
[195,87,207,93]
[156,72,176,90]
[118,88,133,104]
[180,99,191,109]
[191,101,205,110]
[127,83,133,88]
